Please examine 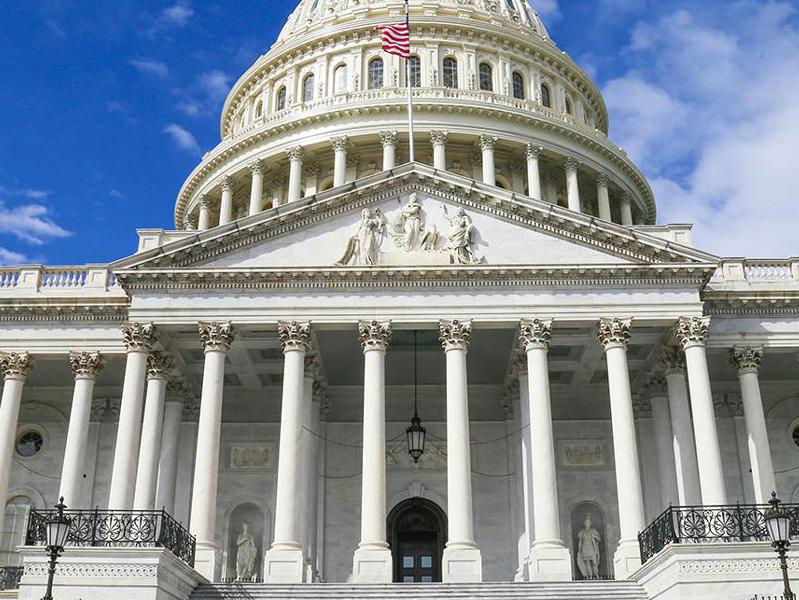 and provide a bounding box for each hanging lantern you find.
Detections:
[406,330,426,462]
